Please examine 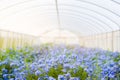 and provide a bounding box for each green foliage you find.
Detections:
[0,53,7,61]
[0,37,4,48]
[114,55,120,62]
[26,72,39,80]
[69,66,88,80]
[6,48,17,59]
[25,68,47,80]
[48,64,65,79]
[0,62,15,79]
[48,65,88,80]
[24,56,34,63]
